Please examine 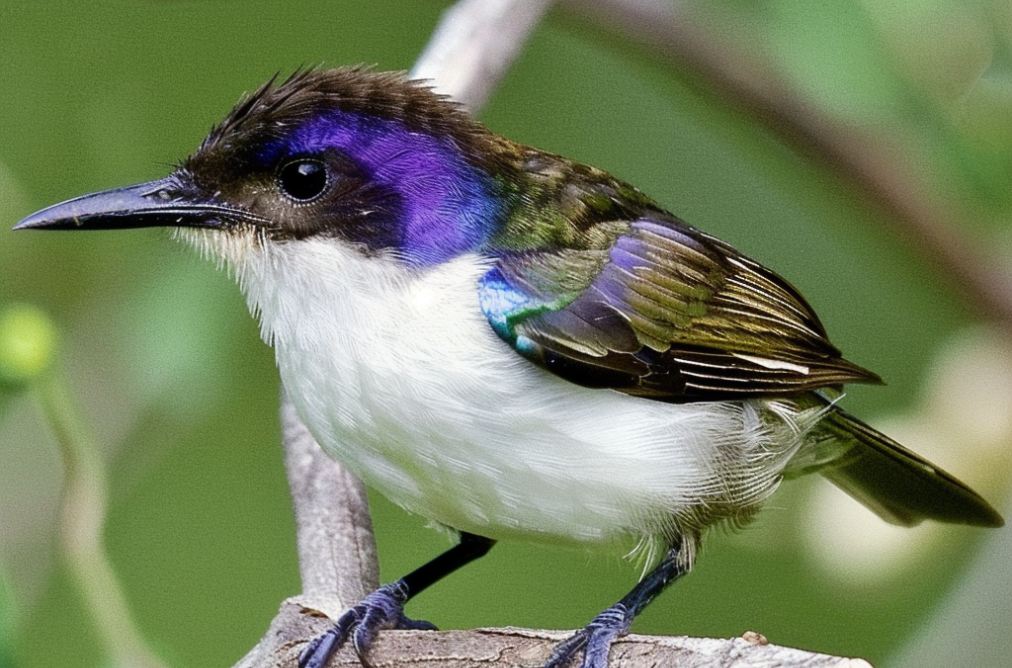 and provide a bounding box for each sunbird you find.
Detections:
[16,67,1003,668]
